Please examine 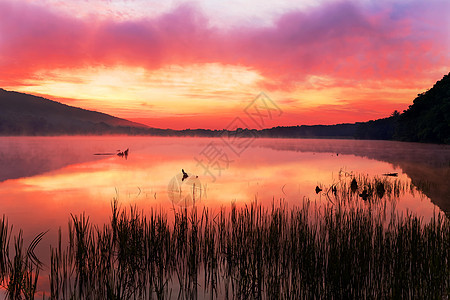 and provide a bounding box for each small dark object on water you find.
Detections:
[182,169,189,181]
[117,148,129,159]
[350,178,358,192]
[383,172,398,177]
[359,190,370,201]
[315,186,322,194]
